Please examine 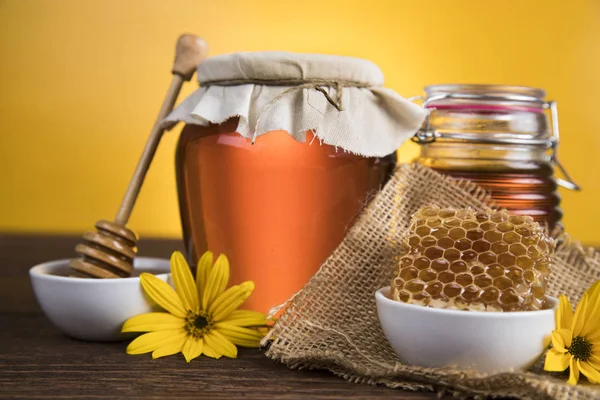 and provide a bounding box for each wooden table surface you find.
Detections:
[0,234,437,399]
